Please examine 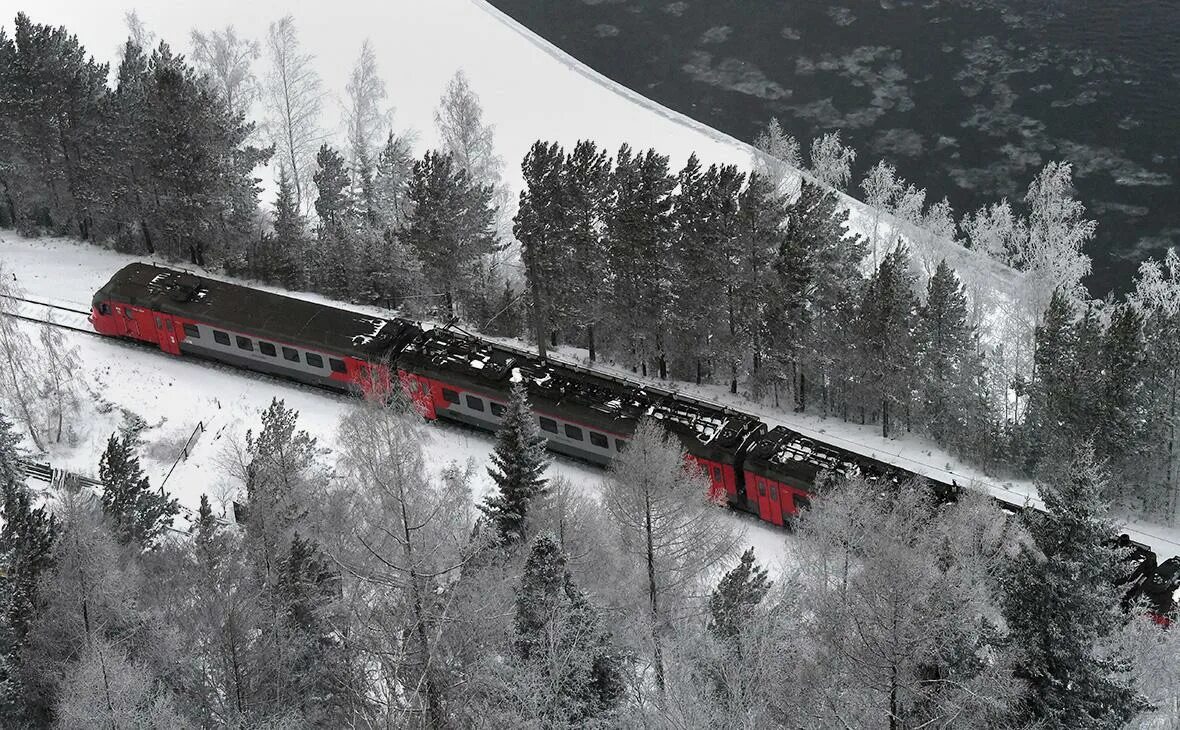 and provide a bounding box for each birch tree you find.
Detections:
[190,25,260,122]
[860,160,902,269]
[961,199,1024,265]
[1018,161,1096,313]
[344,39,388,178]
[53,638,188,729]
[600,419,742,692]
[808,131,856,191]
[753,117,801,194]
[263,15,324,214]
[37,320,81,445]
